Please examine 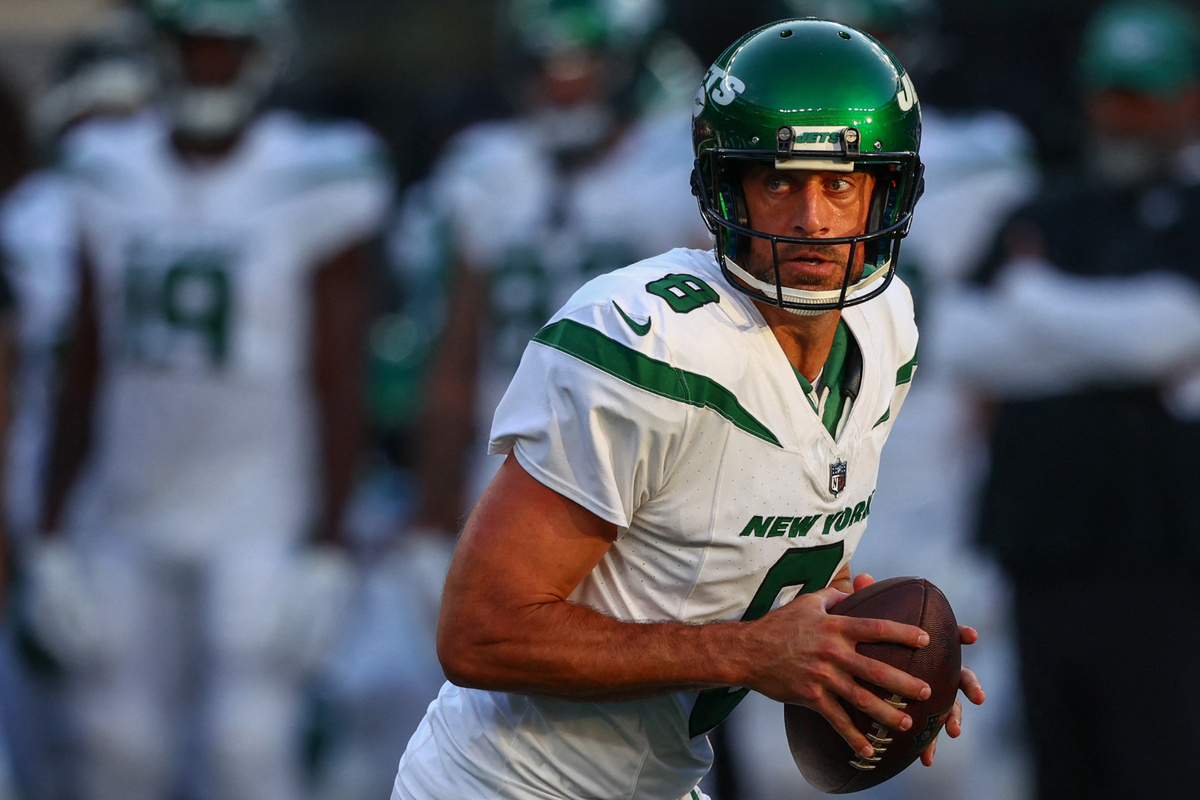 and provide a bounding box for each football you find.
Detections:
[784,576,961,794]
